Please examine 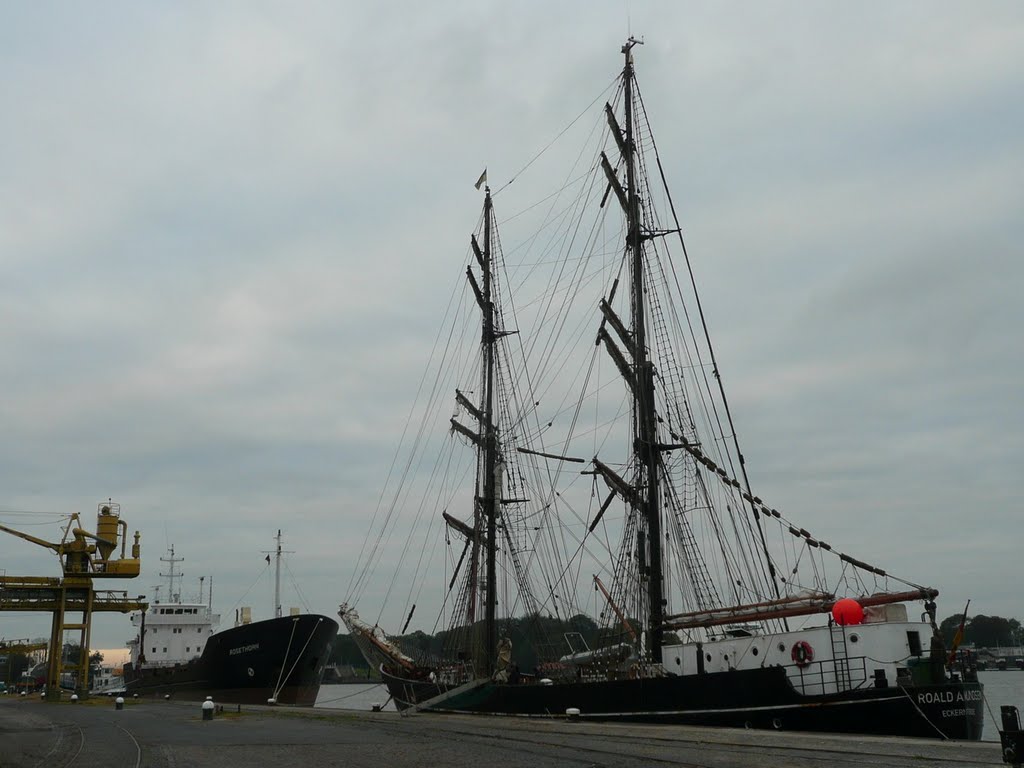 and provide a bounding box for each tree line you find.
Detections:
[328,612,614,671]
[939,614,1022,649]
